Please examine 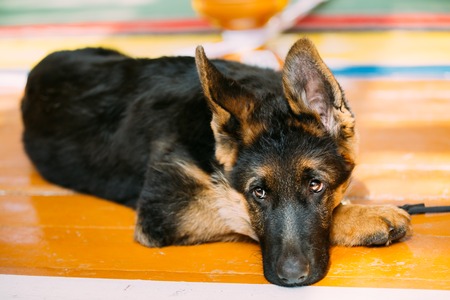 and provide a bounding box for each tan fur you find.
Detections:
[210,117,266,171]
[331,204,412,246]
[332,180,352,209]
[241,121,267,146]
[288,117,326,138]
[134,222,158,247]
[212,132,238,172]
[173,161,257,244]
[133,160,256,246]
[209,172,259,241]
